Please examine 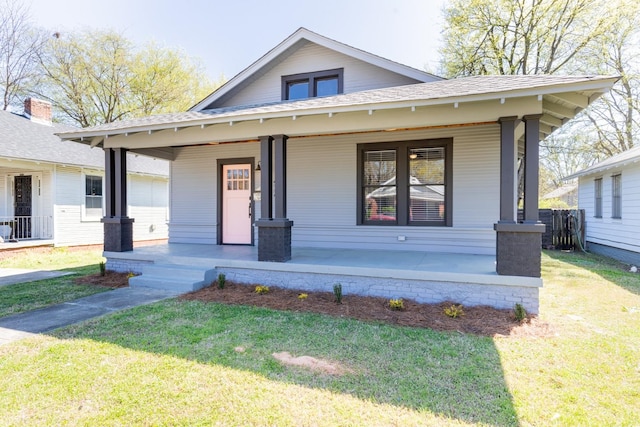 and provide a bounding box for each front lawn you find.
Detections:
[0,249,638,426]
[0,247,107,318]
